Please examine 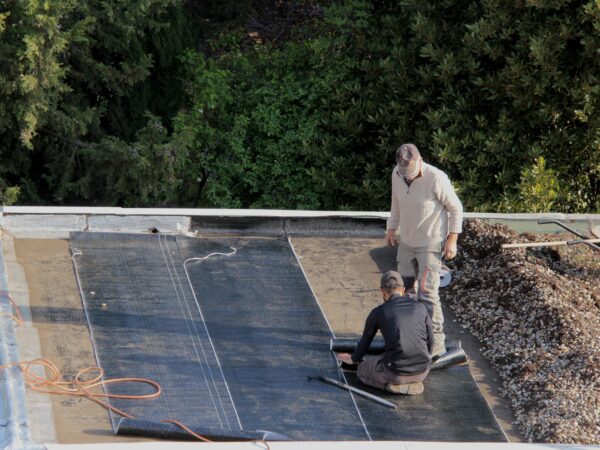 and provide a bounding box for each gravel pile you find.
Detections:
[441,219,600,444]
